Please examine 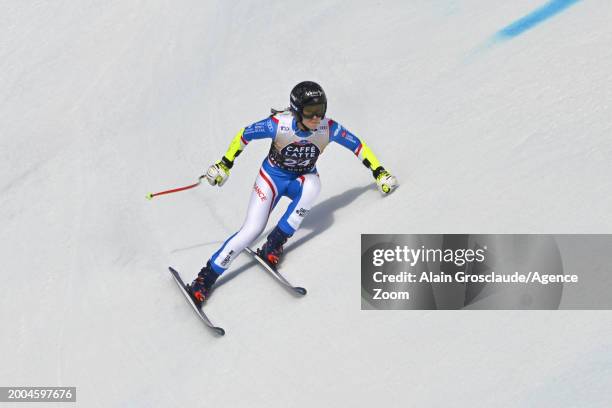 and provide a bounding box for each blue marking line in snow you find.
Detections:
[496,0,581,39]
